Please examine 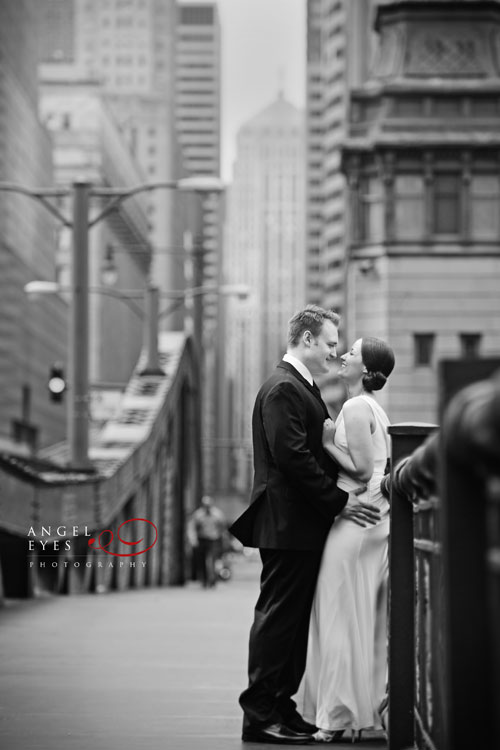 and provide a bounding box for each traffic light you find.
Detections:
[48,363,66,402]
